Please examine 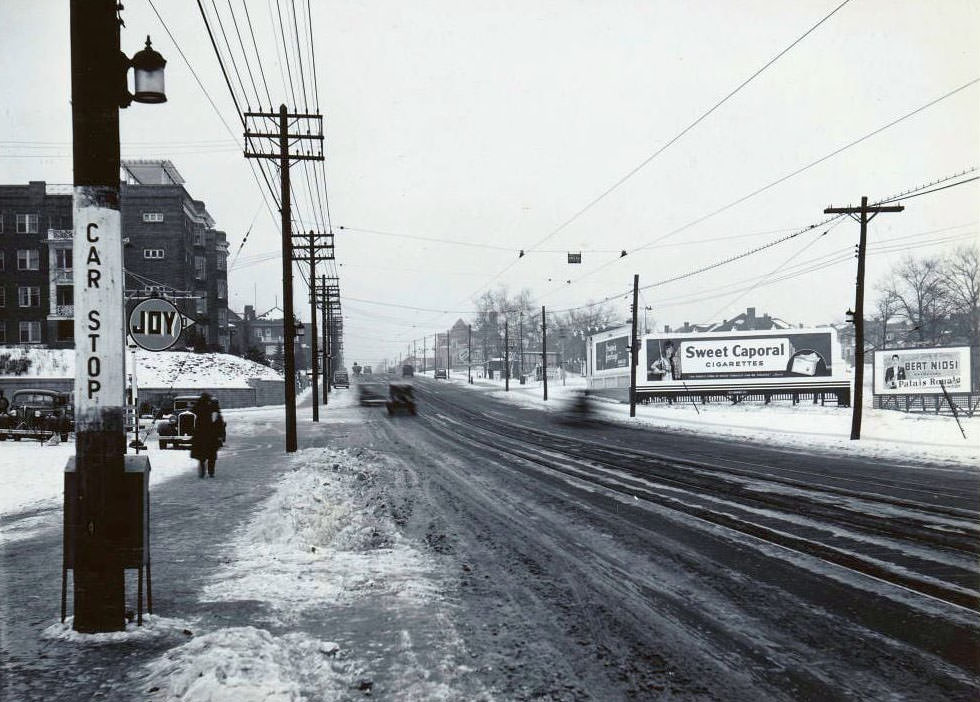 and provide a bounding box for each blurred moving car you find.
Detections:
[156,395,200,449]
[0,389,73,441]
[386,383,416,415]
[402,364,415,377]
[560,390,598,425]
[434,369,448,379]
[357,381,387,407]
[333,371,350,388]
